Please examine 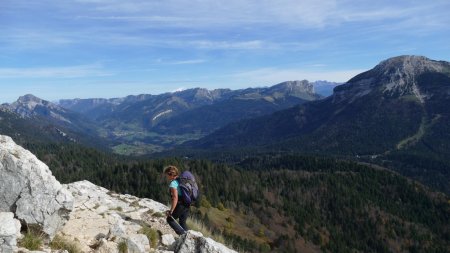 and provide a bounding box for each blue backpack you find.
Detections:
[177,171,199,206]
